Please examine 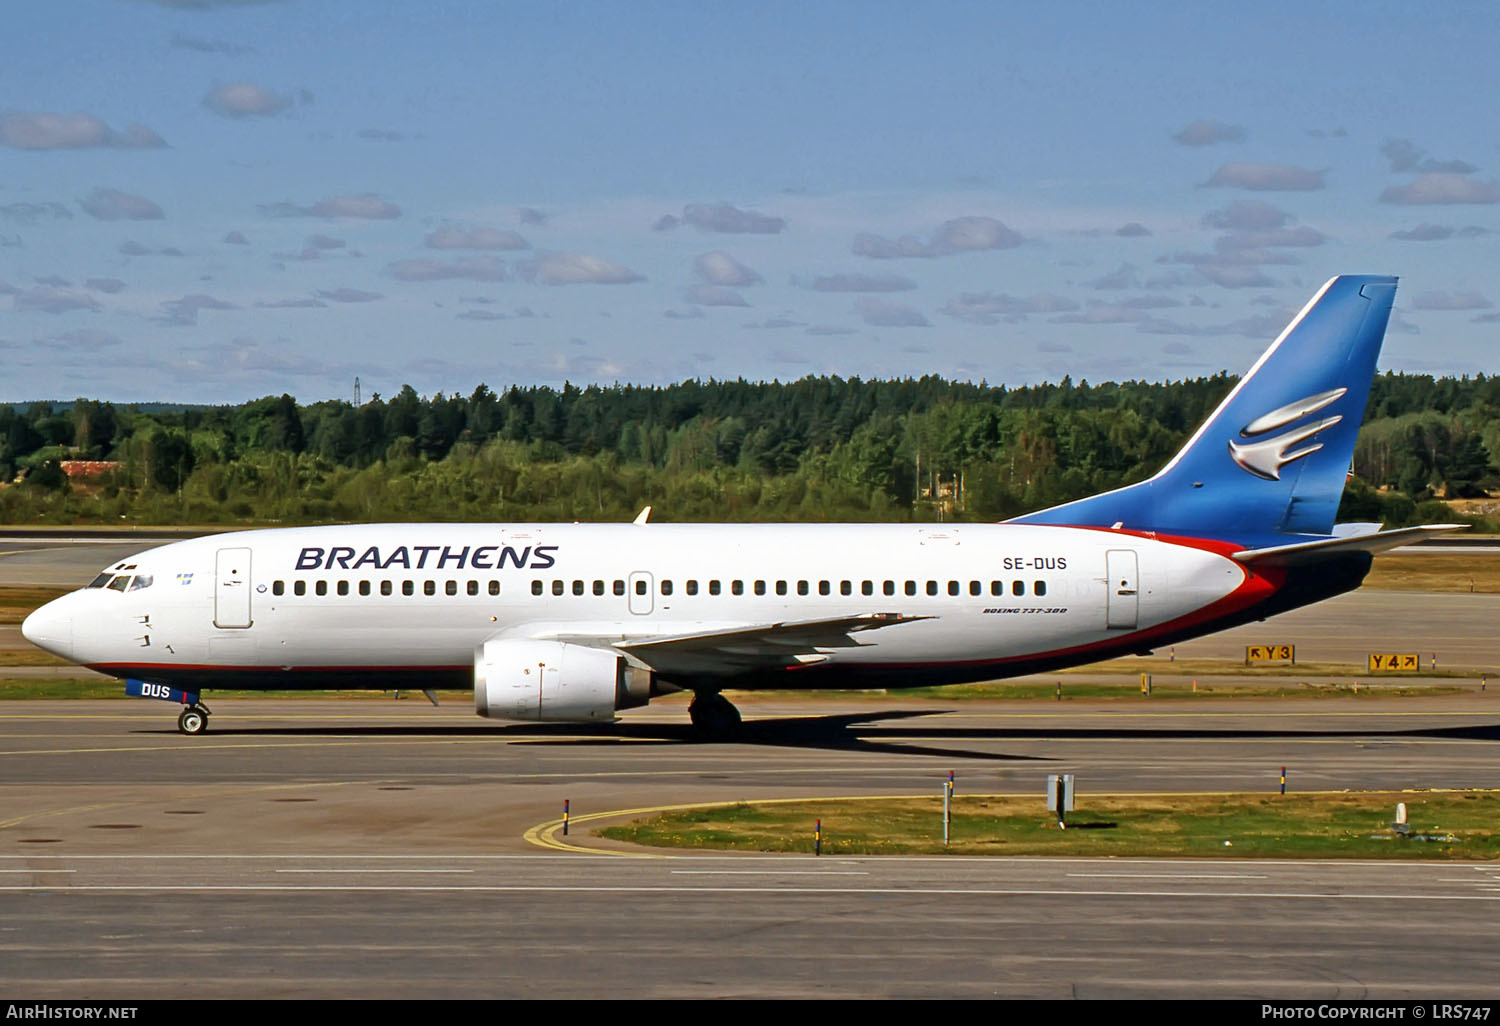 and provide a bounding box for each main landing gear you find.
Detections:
[688,691,742,740]
[177,703,211,735]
